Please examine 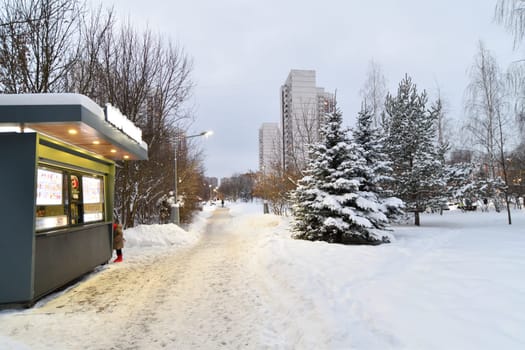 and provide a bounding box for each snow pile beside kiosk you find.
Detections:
[121,207,212,250]
[124,224,199,247]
